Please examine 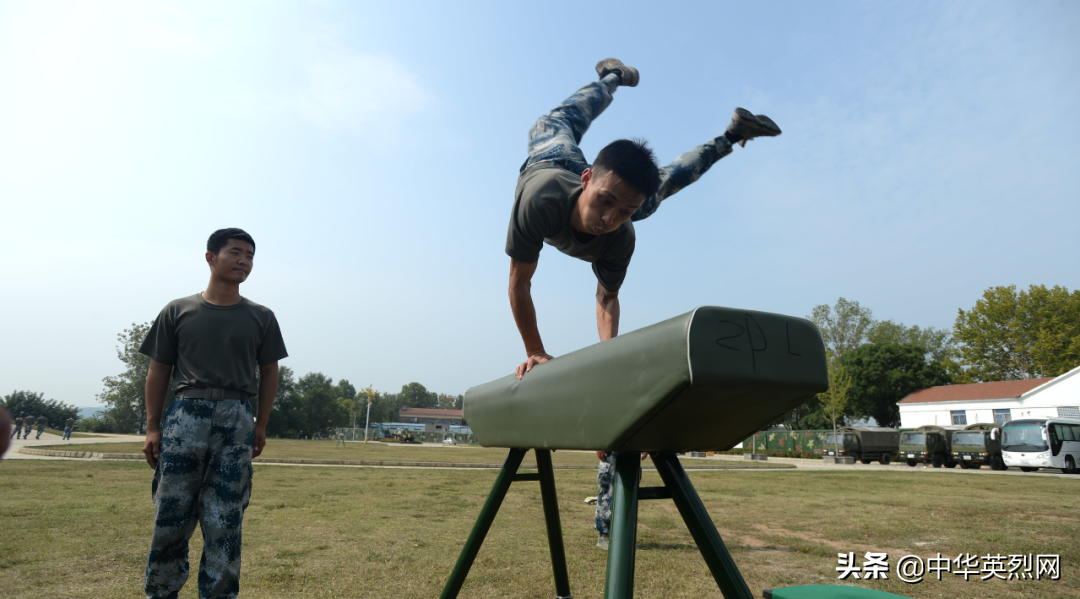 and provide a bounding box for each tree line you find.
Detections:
[20,283,1078,435]
[264,369,463,439]
[791,284,1079,430]
[76,322,464,435]
[0,391,79,427]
